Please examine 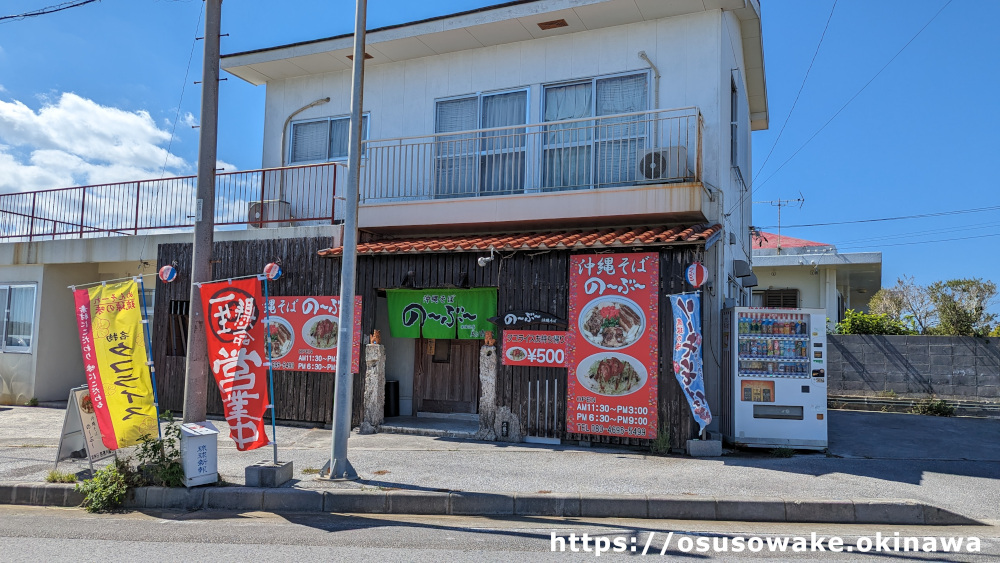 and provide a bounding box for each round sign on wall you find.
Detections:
[158,264,177,283]
[686,262,708,288]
